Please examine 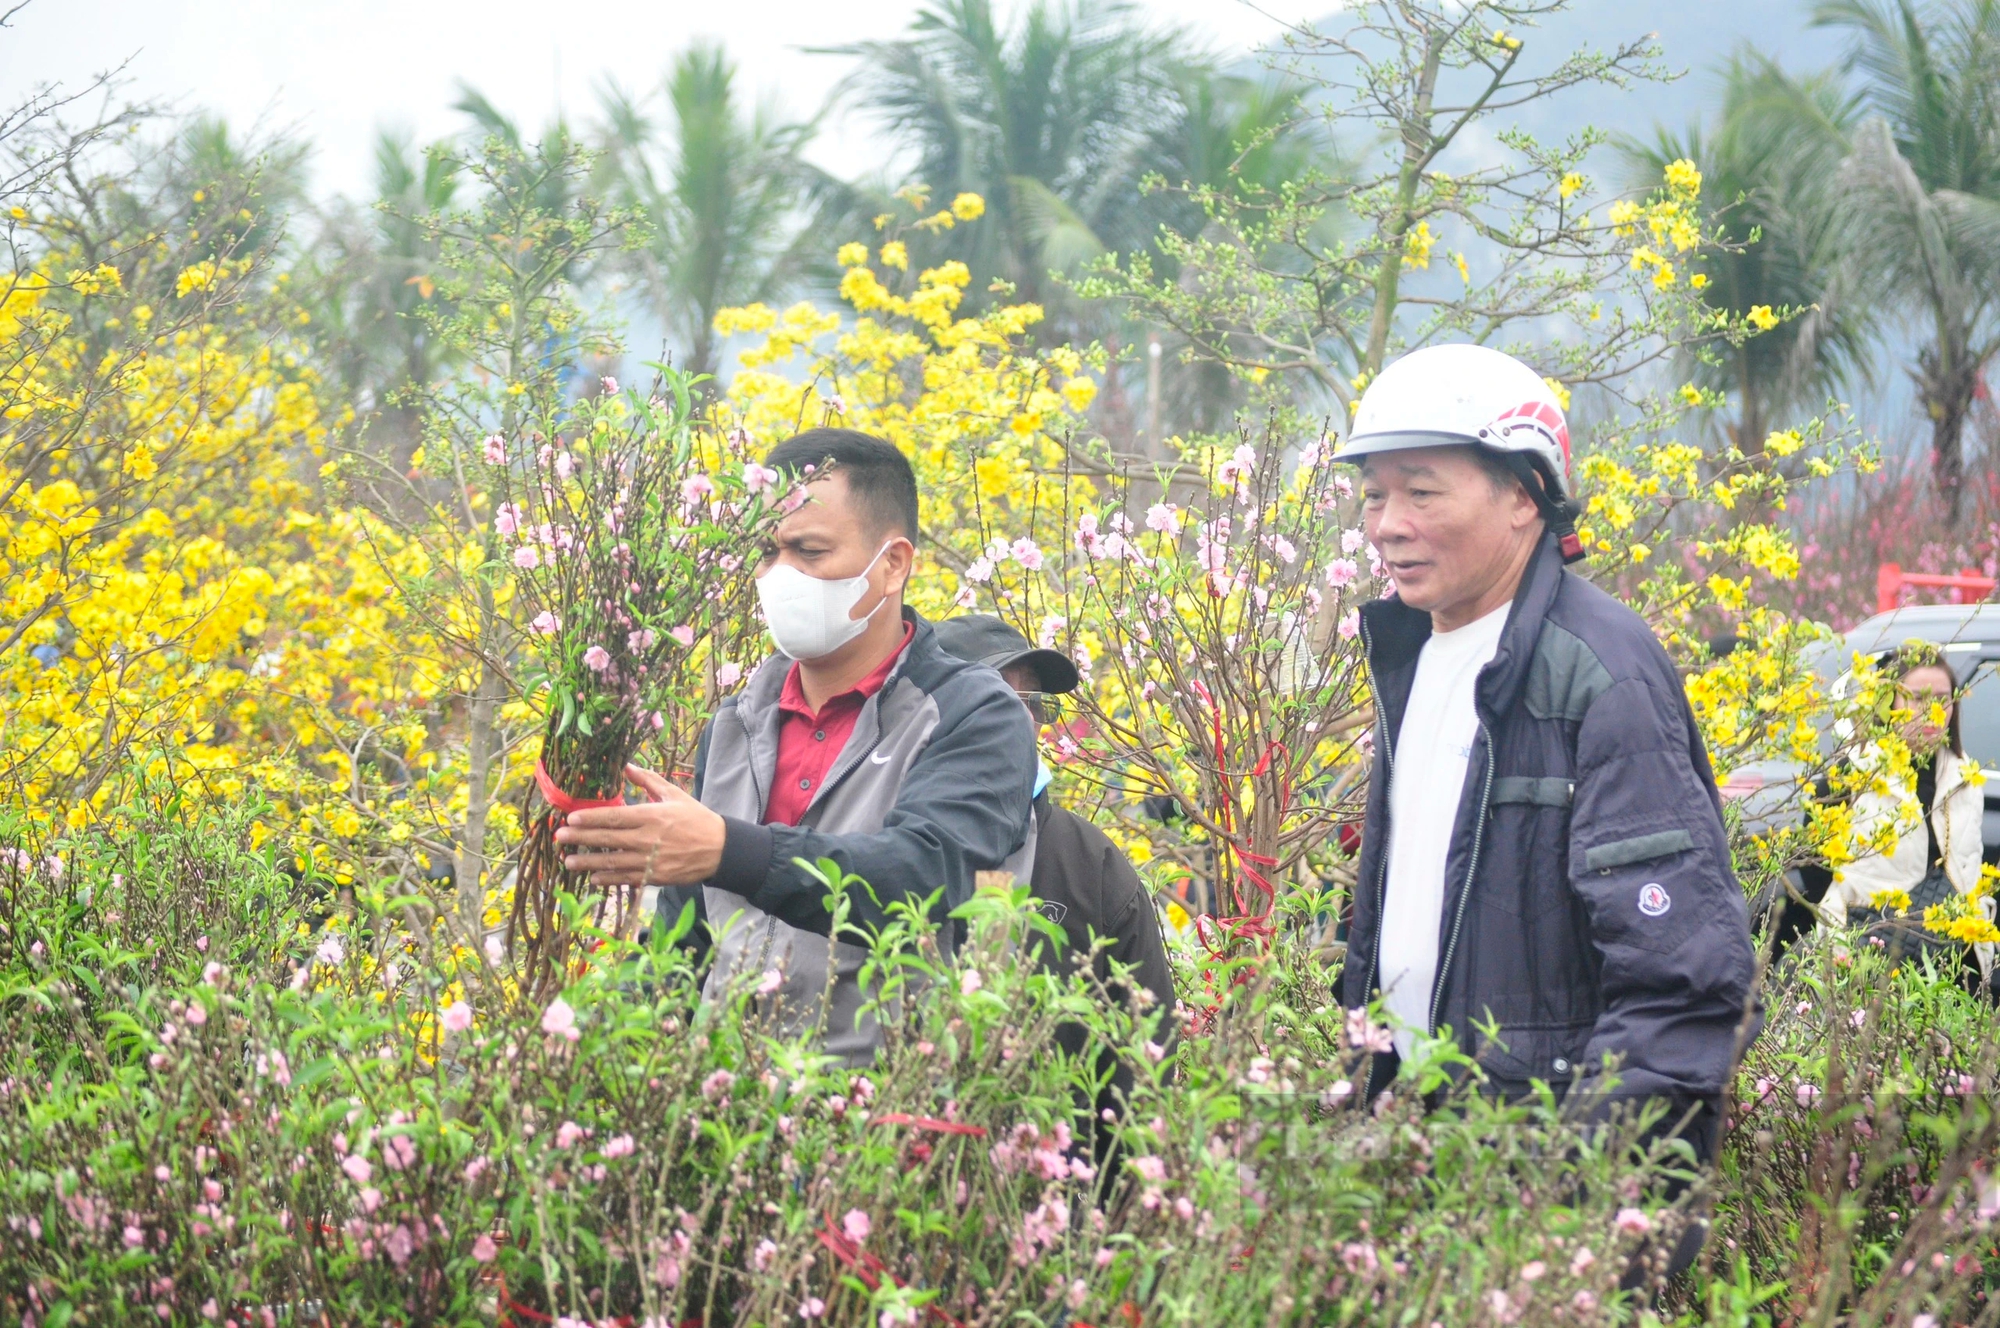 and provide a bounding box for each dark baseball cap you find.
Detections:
[931,614,1079,694]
